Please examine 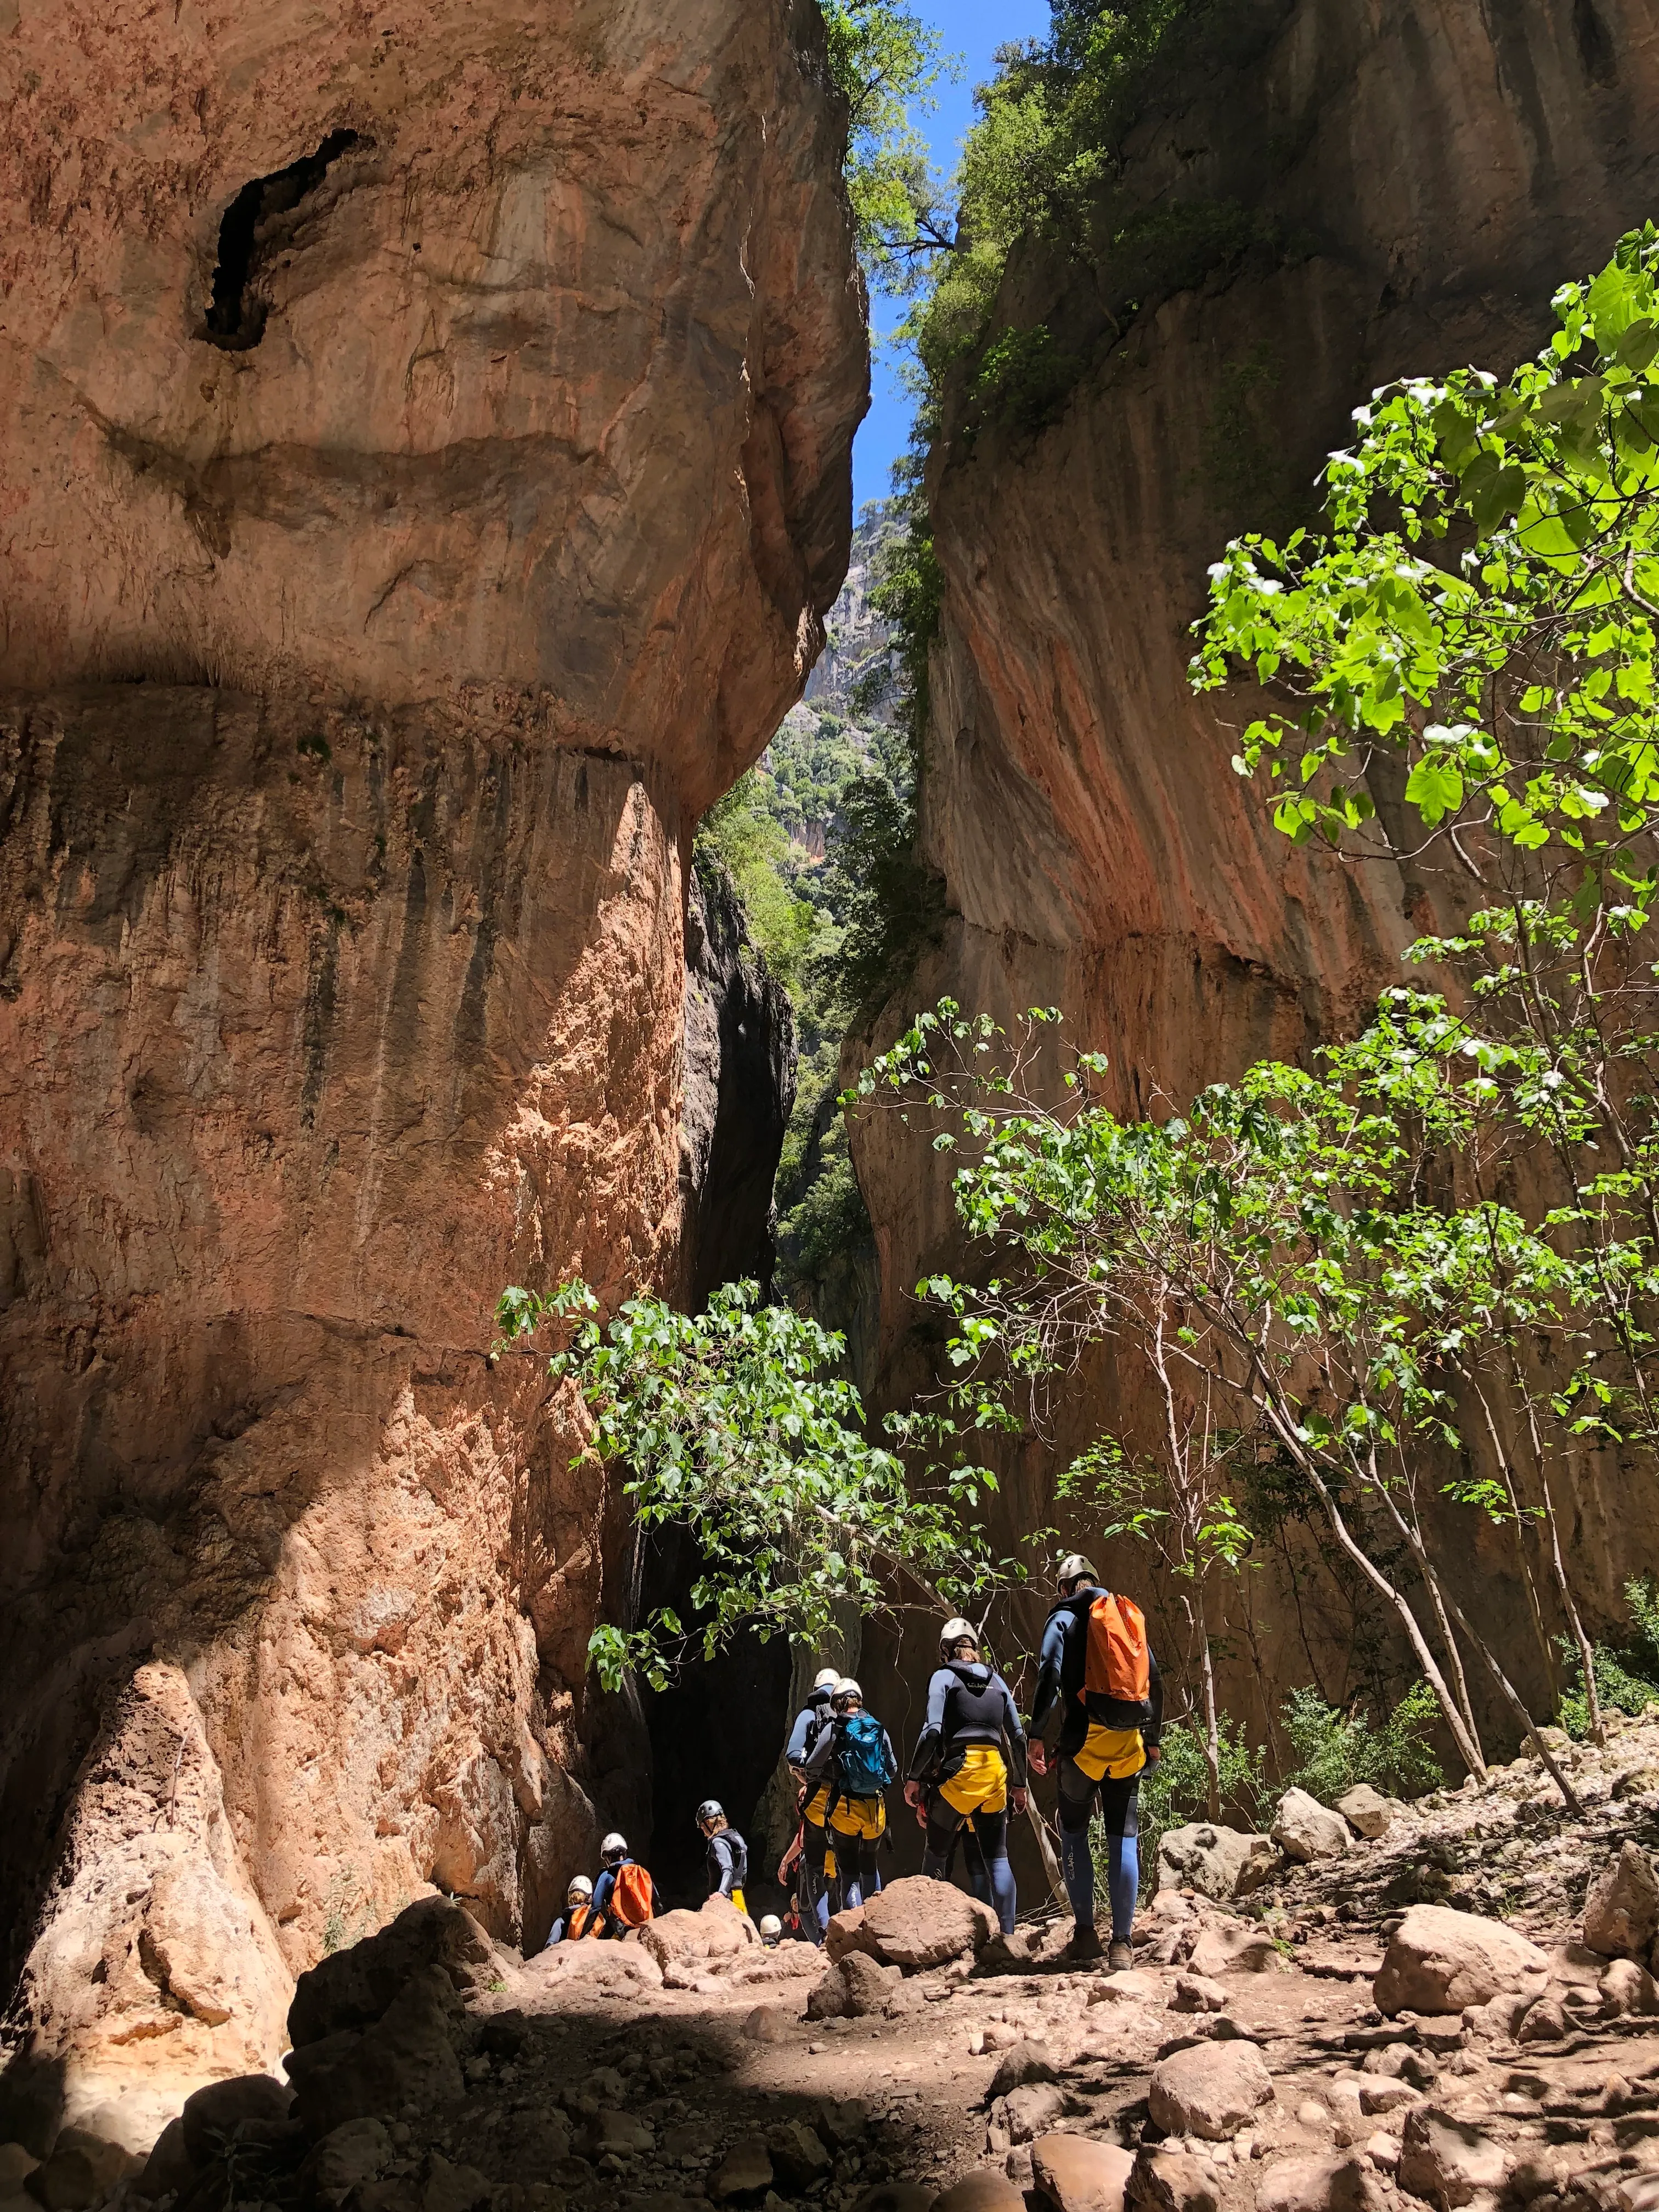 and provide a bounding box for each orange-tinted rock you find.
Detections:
[0,0,862,2149]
